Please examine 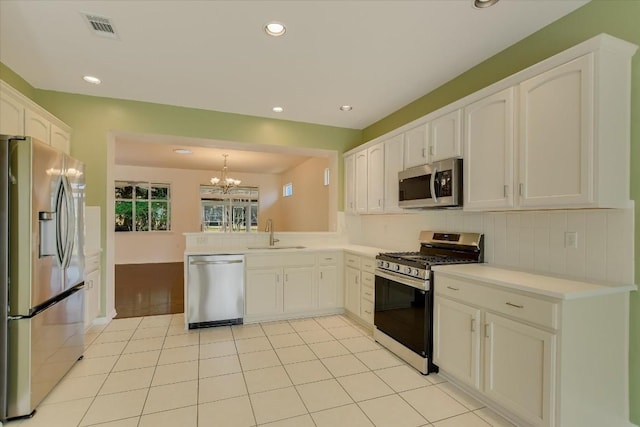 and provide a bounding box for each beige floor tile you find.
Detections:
[262,321,296,336]
[199,372,248,403]
[295,378,353,412]
[112,350,160,372]
[374,365,432,392]
[18,397,93,427]
[426,373,447,384]
[199,326,233,343]
[138,315,172,329]
[151,360,198,386]
[143,380,198,414]
[84,341,128,358]
[239,349,282,371]
[42,373,107,404]
[315,315,349,329]
[130,326,168,340]
[232,323,265,339]
[199,354,242,378]
[311,403,375,427]
[157,345,199,365]
[84,332,100,347]
[400,386,468,423]
[474,408,517,427]
[437,382,485,410]
[244,365,292,393]
[199,395,255,427]
[327,325,363,340]
[84,417,140,427]
[166,324,191,336]
[275,345,318,365]
[268,332,305,349]
[298,329,335,344]
[235,336,272,353]
[199,340,237,359]
[86,323,108,334]
[339,336,381,353]
[433,412,491,427]
[321,354,369,377]
[337,371,395,402]
[99,367,154,394]
[139,405,197,427]
[288,318,323,332]
[355,349,404,370]
[250,387,308,425]
[162,333,200,349]
[104,318,142,332]
[284,360,332,385]
[358,394,426,427]
[259,414,315,427]
[308,340,350,358]
[92,329,135,344]
[122,337,164,354]
[80,389,147,426]
[66,355,118,378]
